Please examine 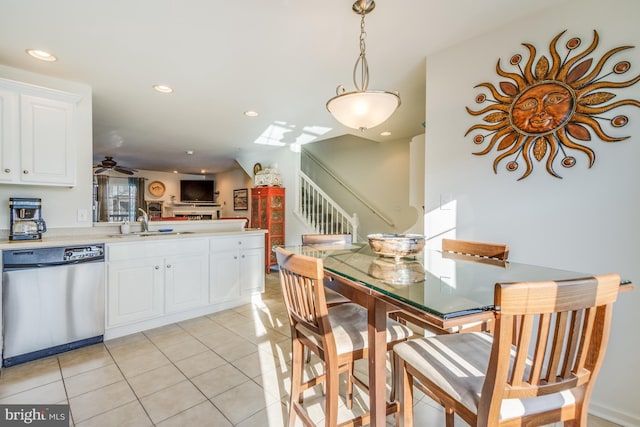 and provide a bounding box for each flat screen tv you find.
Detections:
[179,180,216,203]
